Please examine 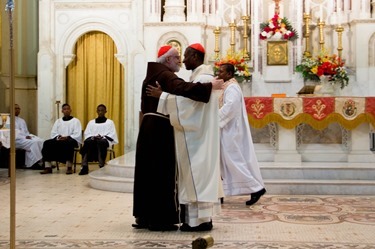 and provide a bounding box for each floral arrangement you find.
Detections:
[295,51,349,89]
[259,13,298,41]
[213,50,251,82]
